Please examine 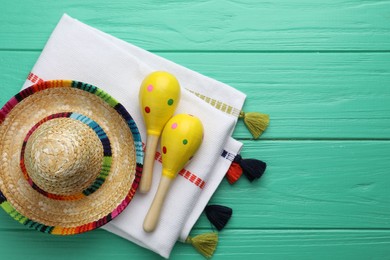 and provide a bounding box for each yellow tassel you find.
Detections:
[185,232,218,258]
[239,111,270,139]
